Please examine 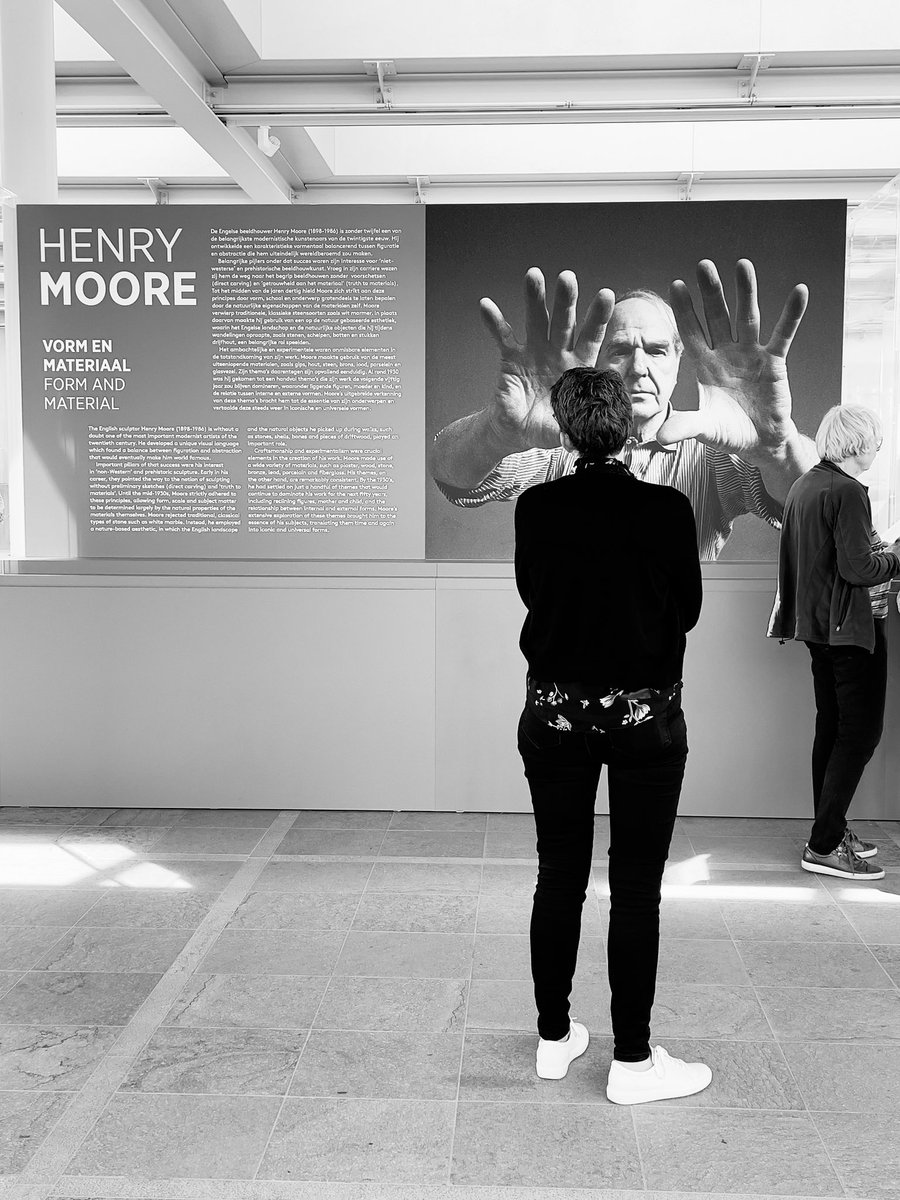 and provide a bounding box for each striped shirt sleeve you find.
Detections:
[433,445,576,507]
[713,451,784,529]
